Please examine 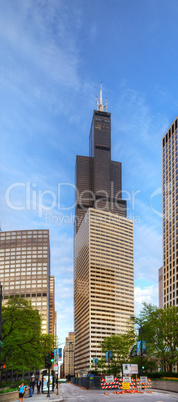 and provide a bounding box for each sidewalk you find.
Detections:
[12,386,63,402]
